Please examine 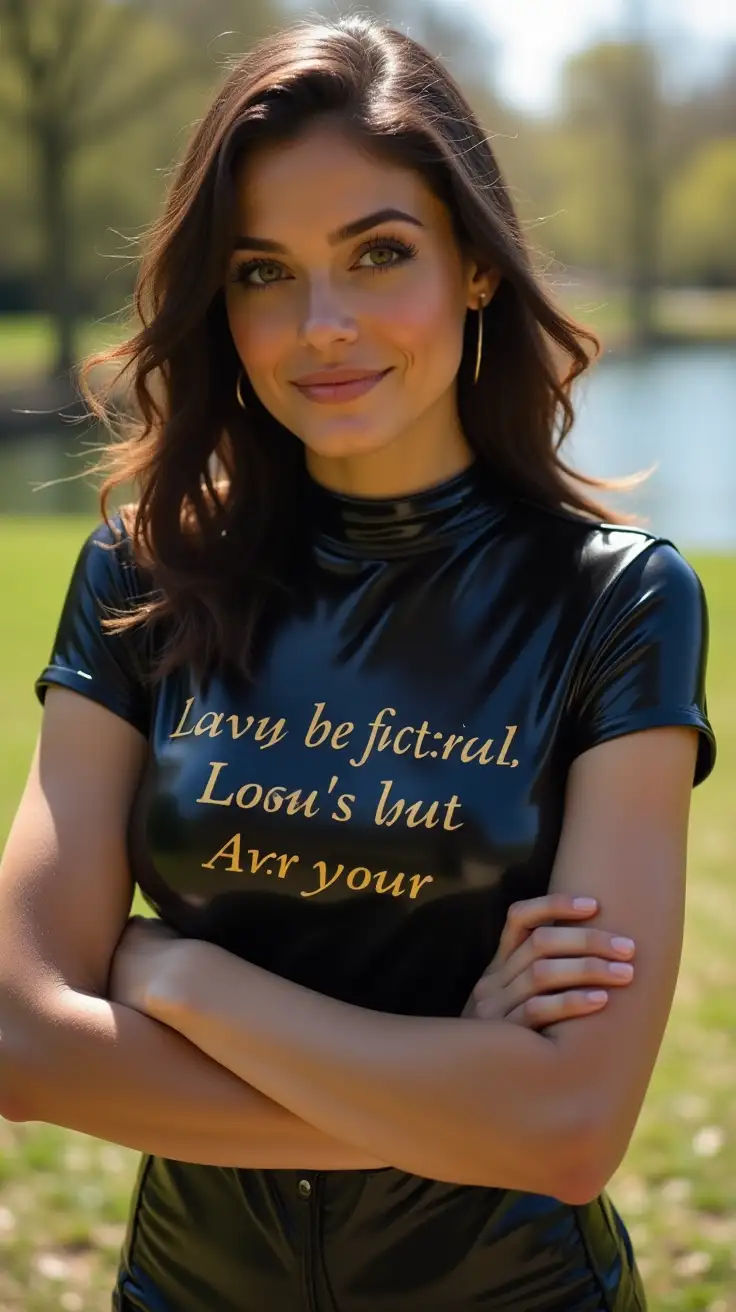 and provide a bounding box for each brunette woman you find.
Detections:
[0,16,715,1311]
